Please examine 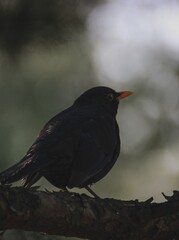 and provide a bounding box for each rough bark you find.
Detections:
[0,185,179,240]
